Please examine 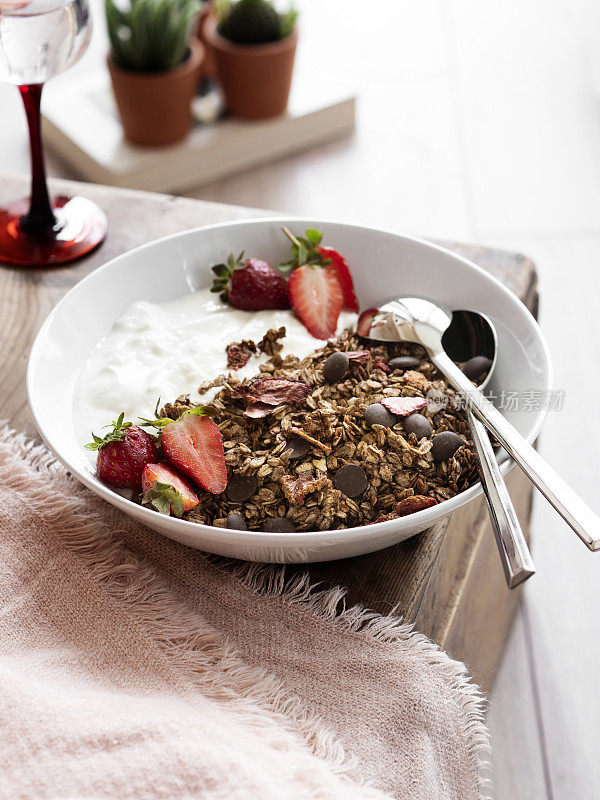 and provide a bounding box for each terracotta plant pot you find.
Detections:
[197,2,218,83]
[108,40,204,147]
[205,17,297,119]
